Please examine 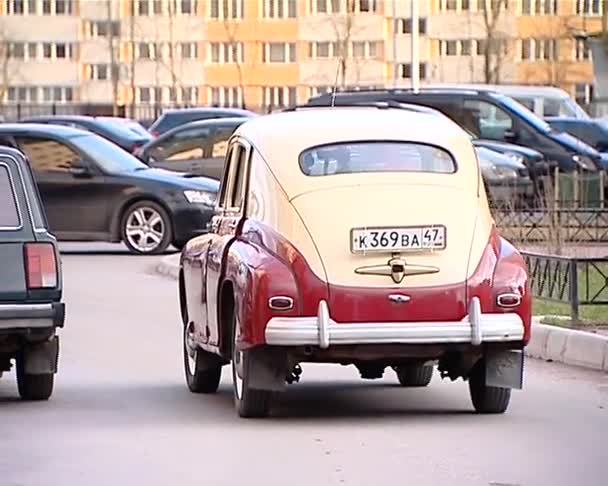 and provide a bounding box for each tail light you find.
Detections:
[496,292,521,309]
[24,243,58,289]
